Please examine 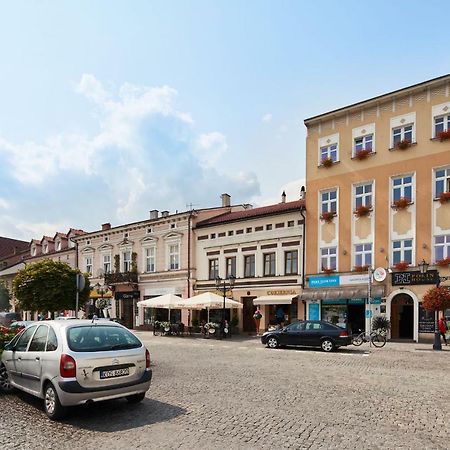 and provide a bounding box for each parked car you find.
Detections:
[54,316,78,320]
[0,319,152,420]
[261,320,351,352]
